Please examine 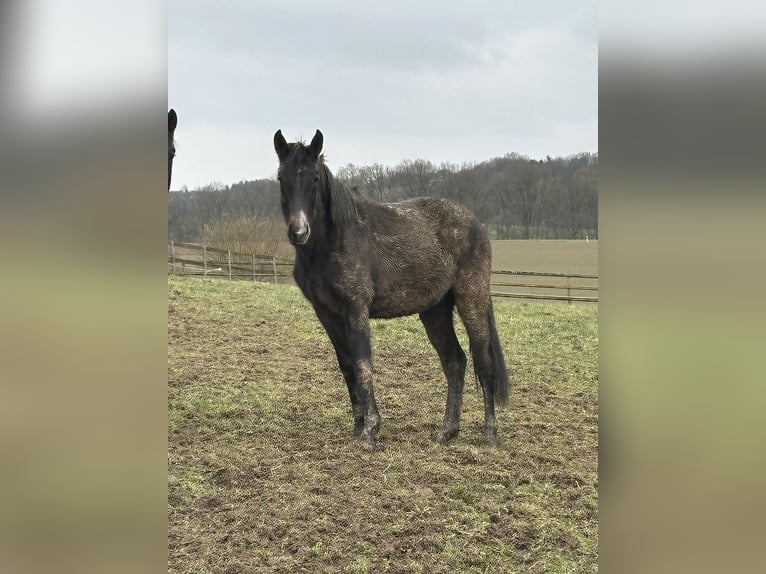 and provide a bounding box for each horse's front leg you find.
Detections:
[346,312,380,445]
[315,309,364,436]
[329,337,365,437]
